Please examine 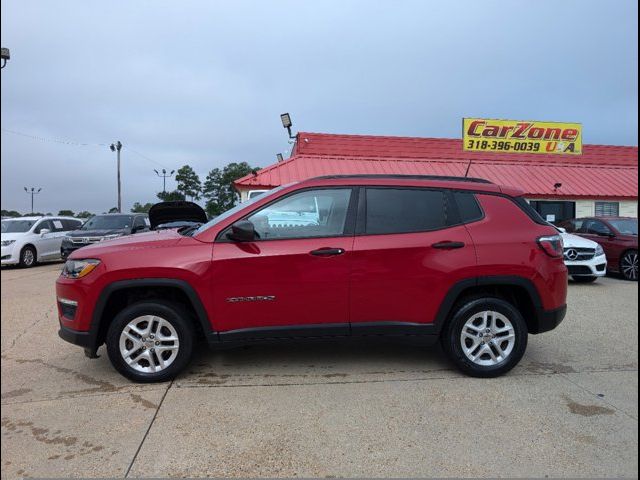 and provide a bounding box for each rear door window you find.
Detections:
[585,220,612,235]
[365,188,446,234]
[51,219,66,232]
